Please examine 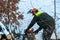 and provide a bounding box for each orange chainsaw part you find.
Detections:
[27,30,34,34]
